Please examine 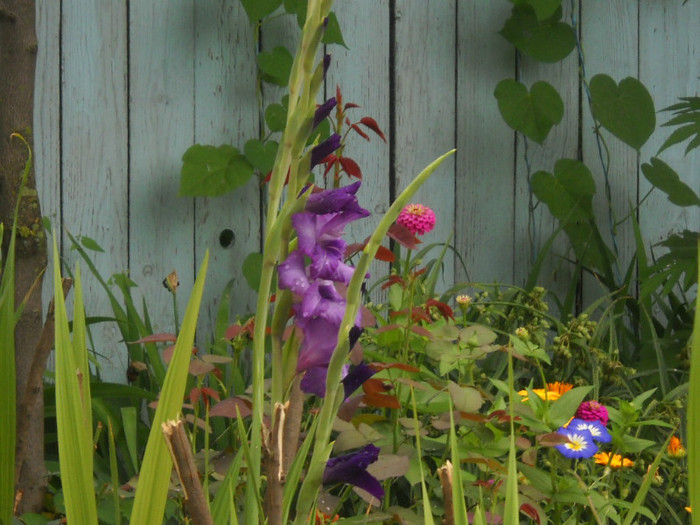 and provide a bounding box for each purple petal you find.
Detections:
[305,181,367,216]
[323,444,384,501]
[313,97,337,129]
[296,317,339,371]
[277,251,310,295]
[300,366,328,397]
[323,53,331,78]
[299,280,347,324]
[310,134,341,168]
[342,362,375,399]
